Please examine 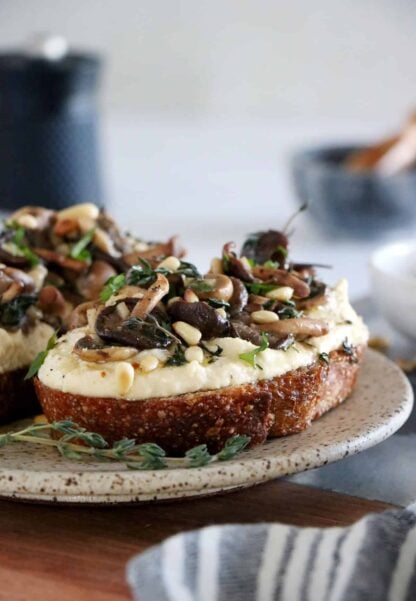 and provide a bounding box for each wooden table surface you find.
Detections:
[0,481,392,601]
